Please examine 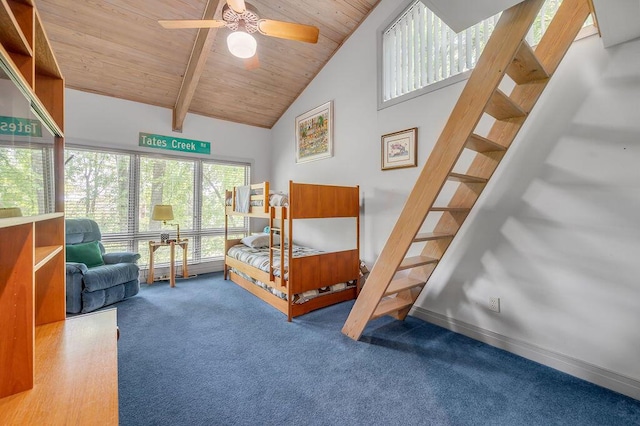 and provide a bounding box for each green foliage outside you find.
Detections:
[65,148,248,266]
[1,144,248,267]
[386,0,593,99]
[0,146,48,215]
